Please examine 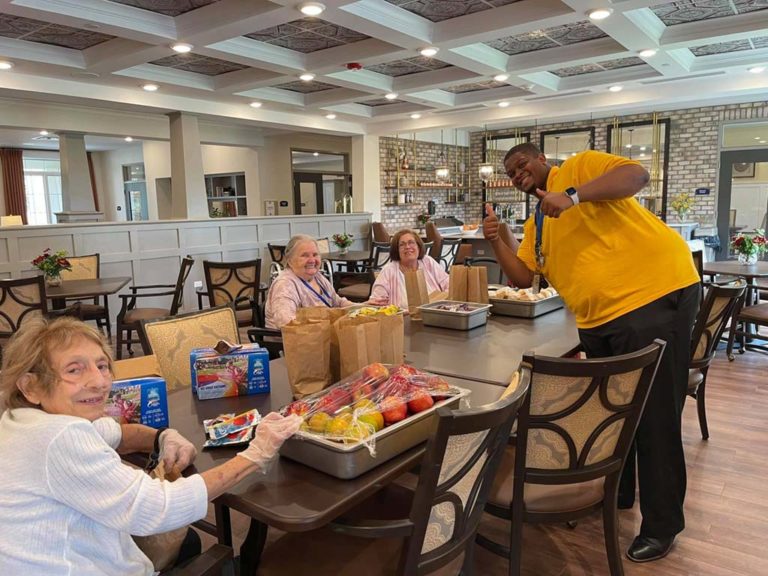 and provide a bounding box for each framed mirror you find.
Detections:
[606,118,671,220]
[540,127,595,166]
